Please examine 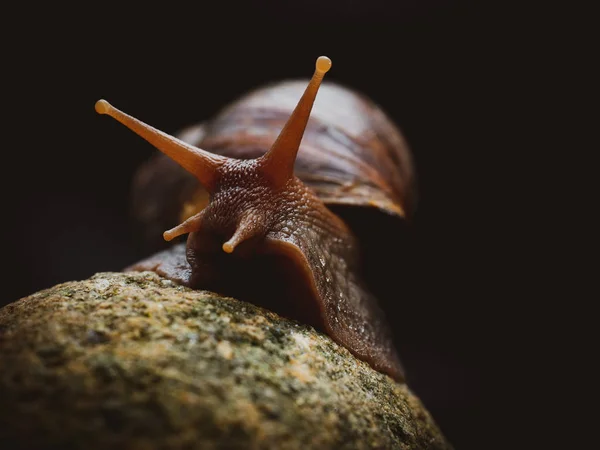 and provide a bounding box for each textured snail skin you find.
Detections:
[99,60,413,382]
